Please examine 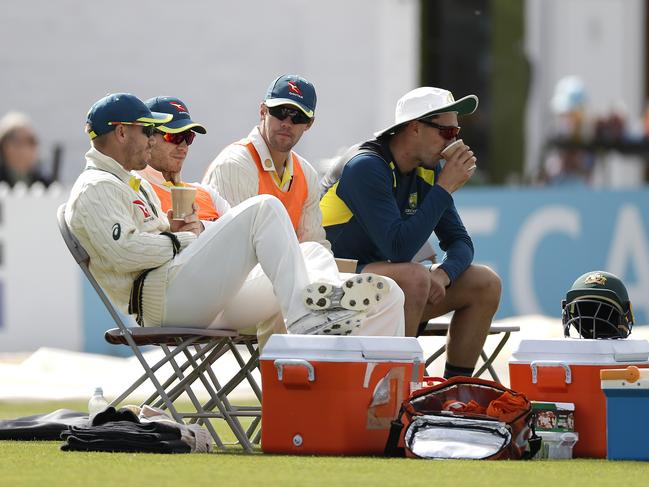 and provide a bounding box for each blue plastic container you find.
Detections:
[601,366,649,461]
